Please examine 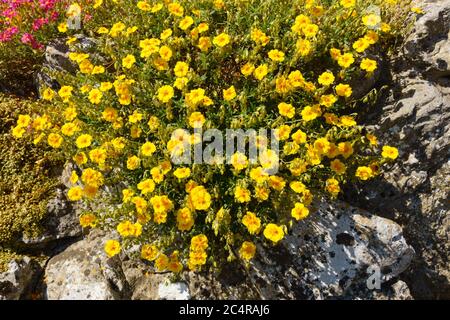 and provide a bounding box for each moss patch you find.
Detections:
[0,94,62,264]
